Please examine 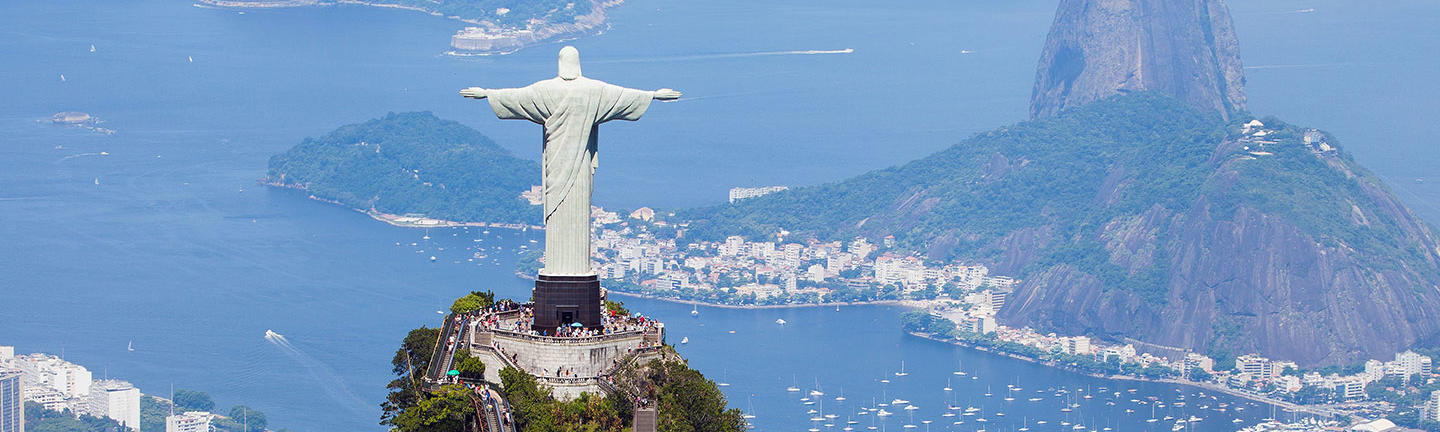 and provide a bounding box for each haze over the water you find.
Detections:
[2,0,1439,430]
